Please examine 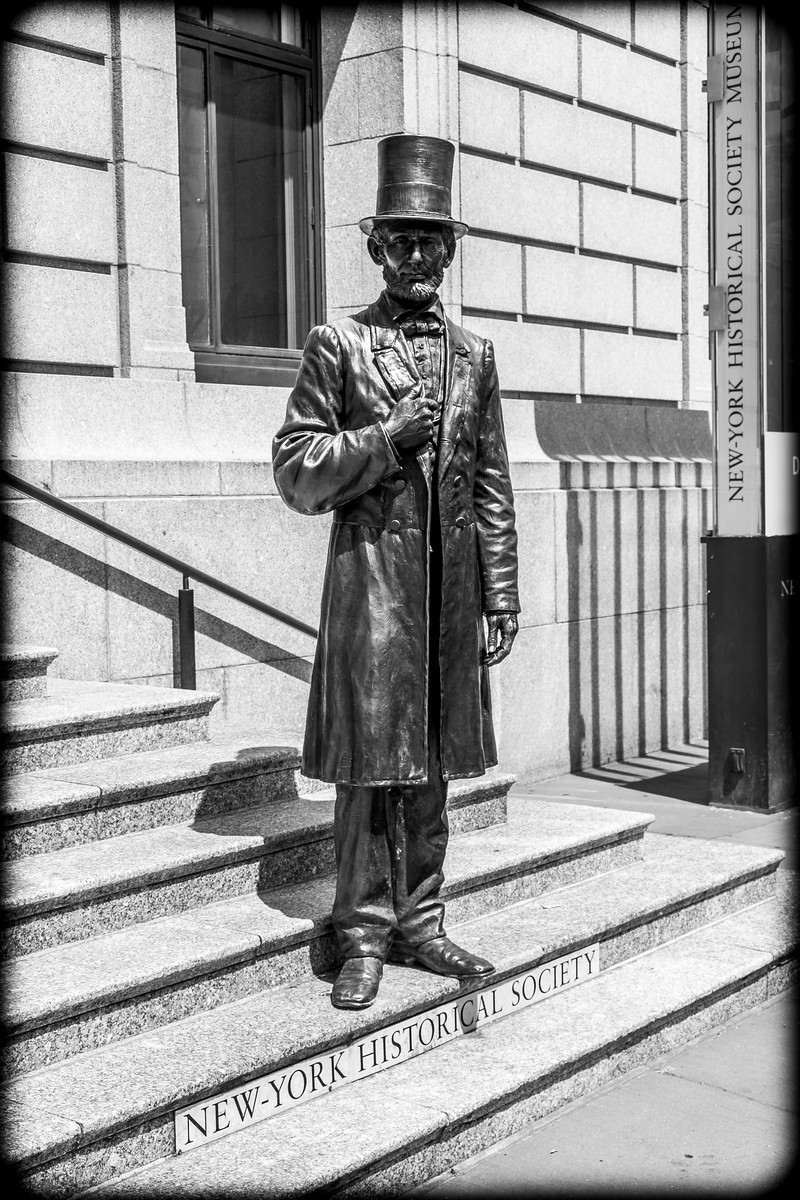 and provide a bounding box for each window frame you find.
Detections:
[175,10,325,386]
